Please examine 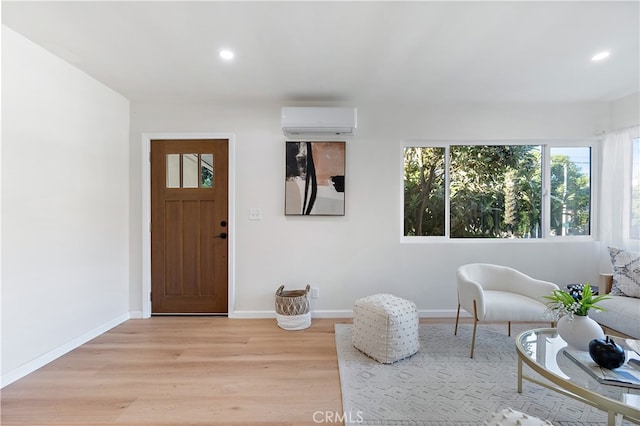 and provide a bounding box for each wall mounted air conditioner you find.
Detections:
[281,107,357,136]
